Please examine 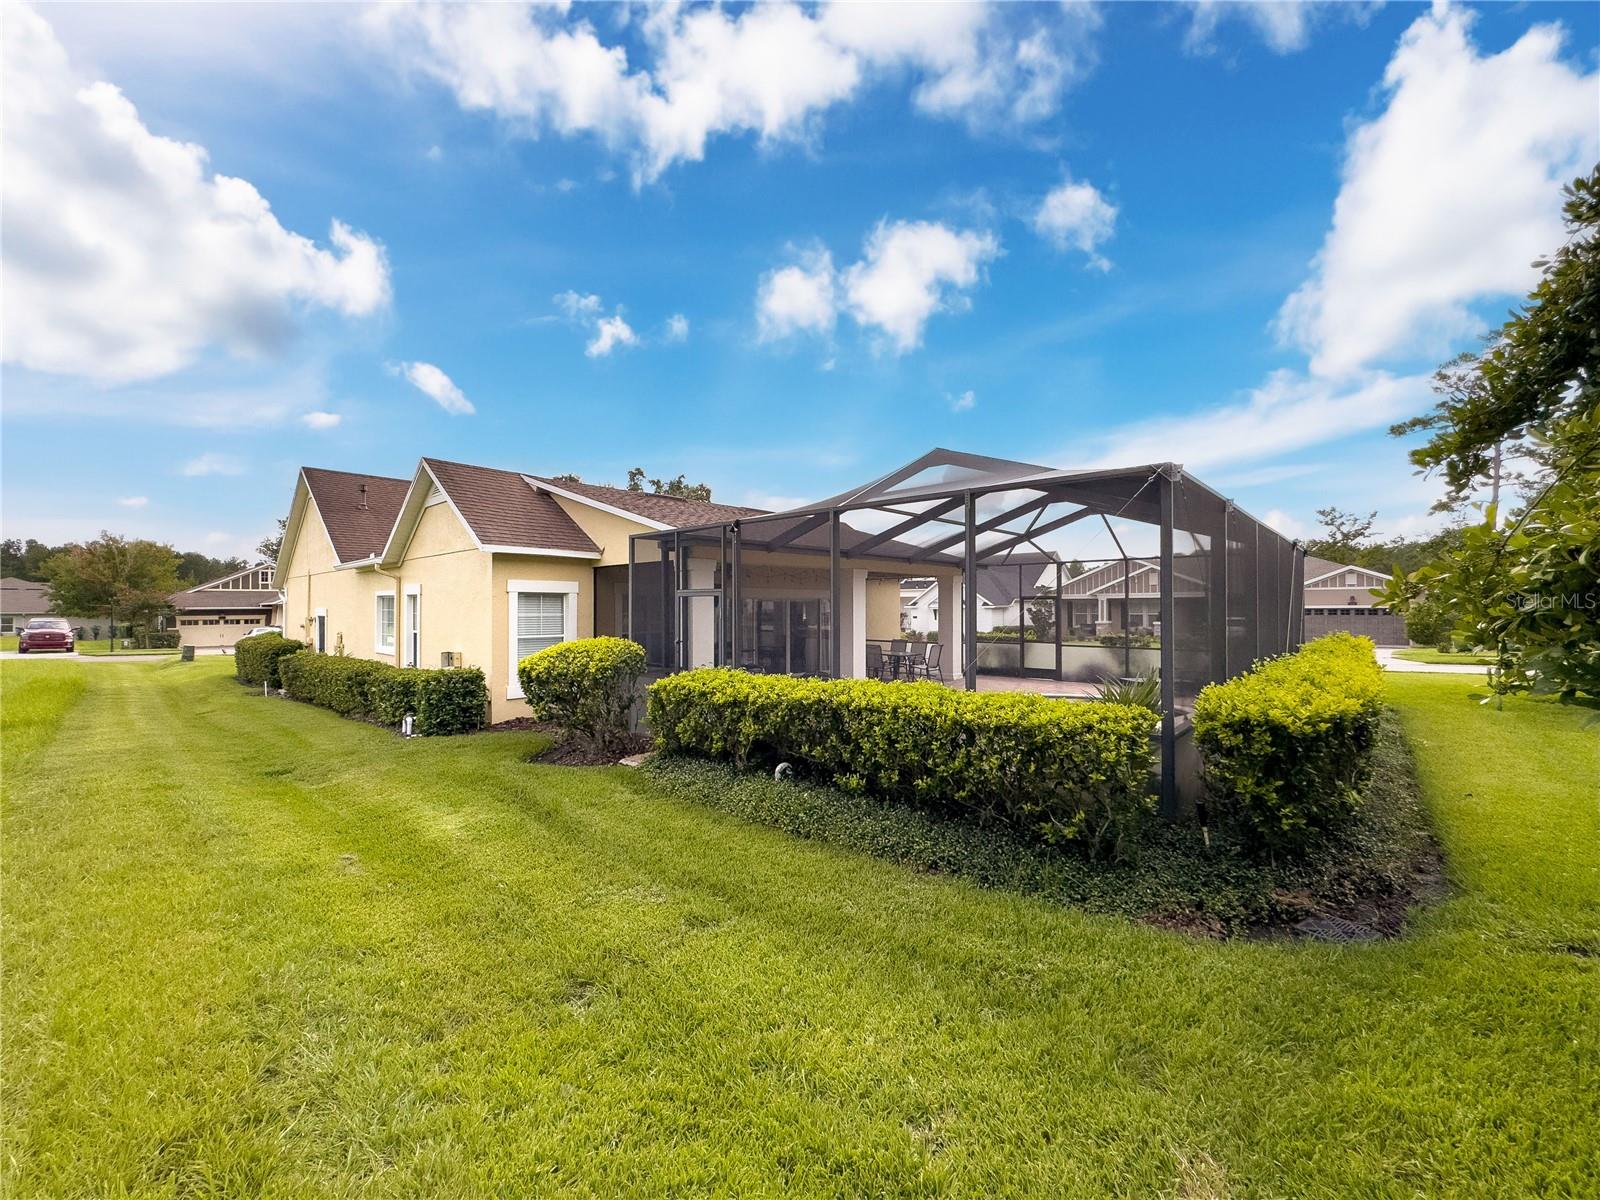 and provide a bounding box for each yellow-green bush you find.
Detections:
[518,637,645,754]
[1193,632,1385,852]
[647,670,1159,853]
[234,633,305,688]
